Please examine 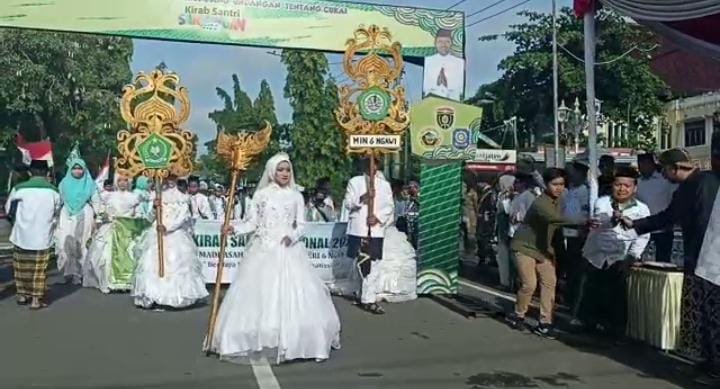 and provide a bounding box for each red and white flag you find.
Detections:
[95,152,111,190]
[15,133,54,167]
[574,0,595,18]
